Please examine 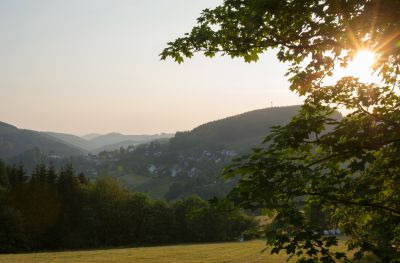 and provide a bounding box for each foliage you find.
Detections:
[0,163,254,252]
[162,0,400,261]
